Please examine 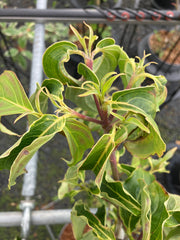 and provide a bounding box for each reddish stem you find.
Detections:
[110,150,119,181]
[70,109,102,125]
[93,94,104,119]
